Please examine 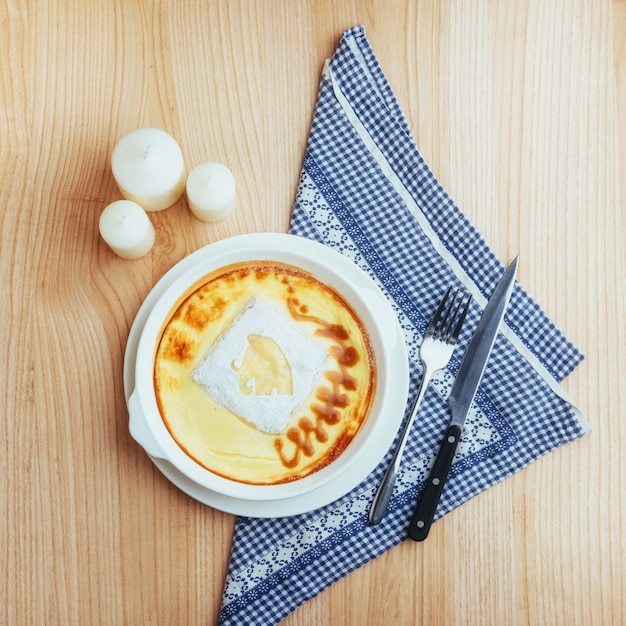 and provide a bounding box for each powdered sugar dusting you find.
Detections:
[192,297,327,434]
